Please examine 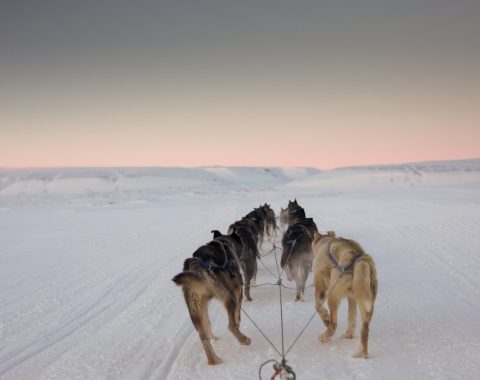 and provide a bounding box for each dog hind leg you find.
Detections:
[185,293,223,365]
[223,297,251,346]
[251,256,258,287]
[341,297,357,339]
[295,261,308,302]
[354,300,374,358]
[353,261,375,358]
[201,298,217,340]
